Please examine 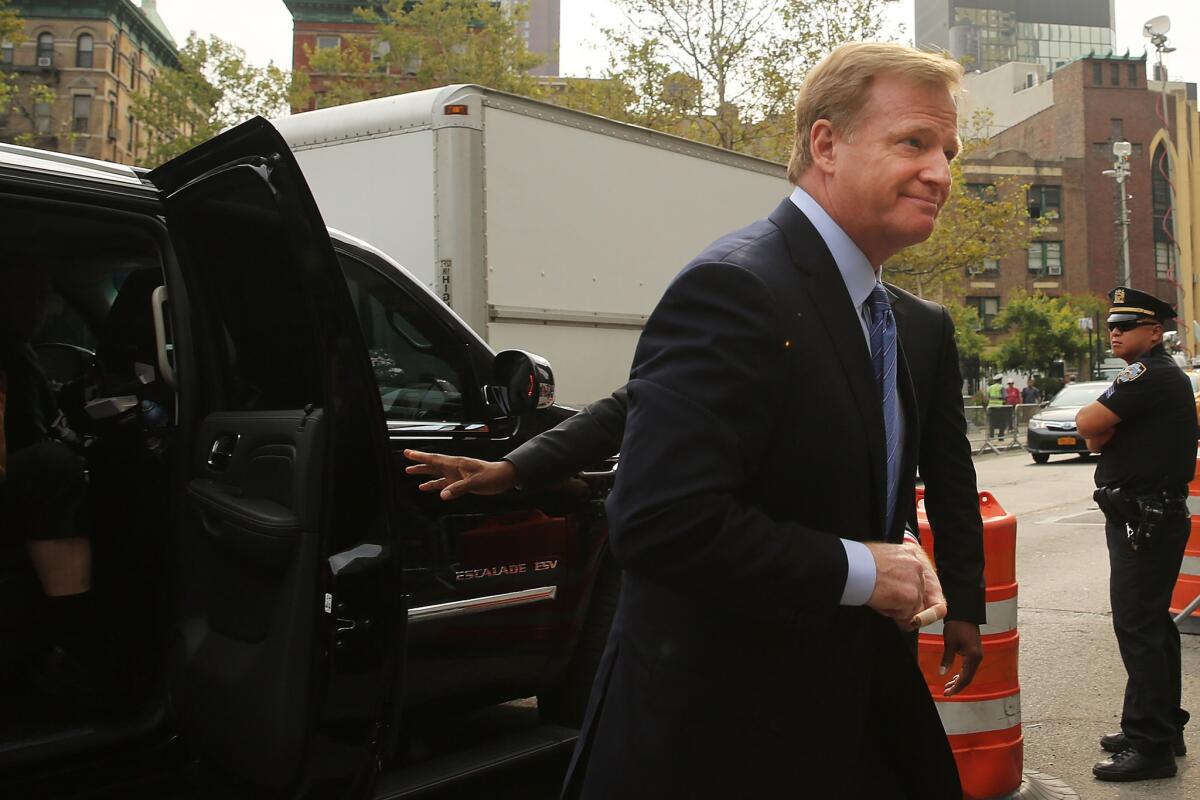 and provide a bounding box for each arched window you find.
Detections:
[76,33,94,68]
[1152,142,1176,279]
[36,32,54,66]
